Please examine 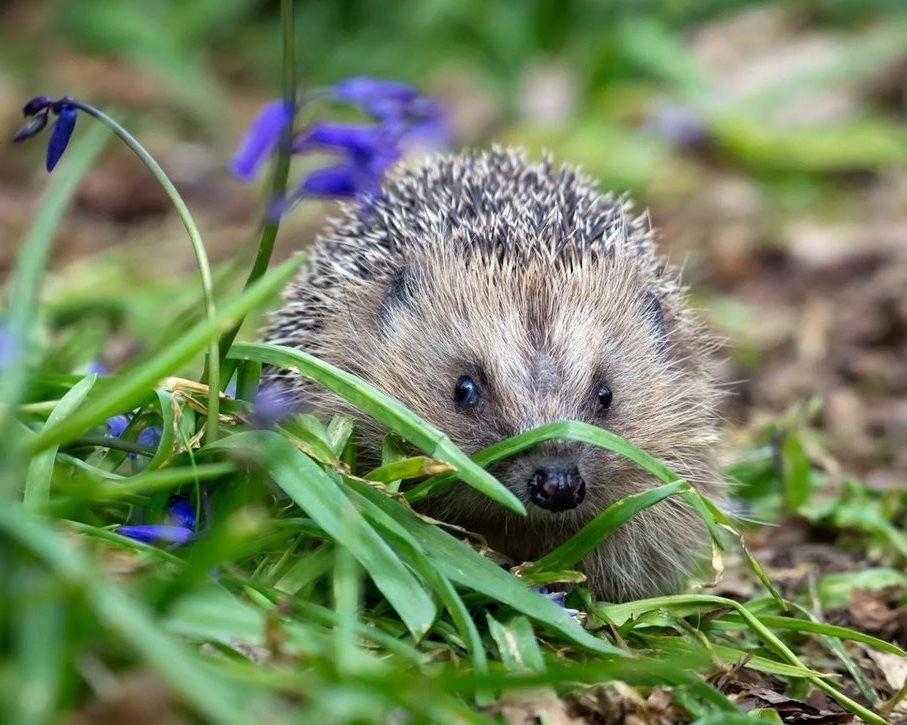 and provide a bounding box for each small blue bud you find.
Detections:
[106,414,131,439]
[298,163,364,198]
[332,77,420,114]
[22,95,51,117]
[13,113,49,143]
[116,524,194,546]
[249,383,296,429]
[46,105,77,172]
[230,100,293,182]
[166,496,197,530]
